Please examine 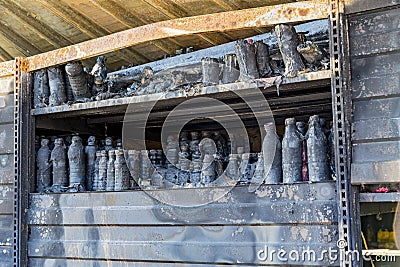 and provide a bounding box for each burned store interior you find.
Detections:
[0,1,399,266]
